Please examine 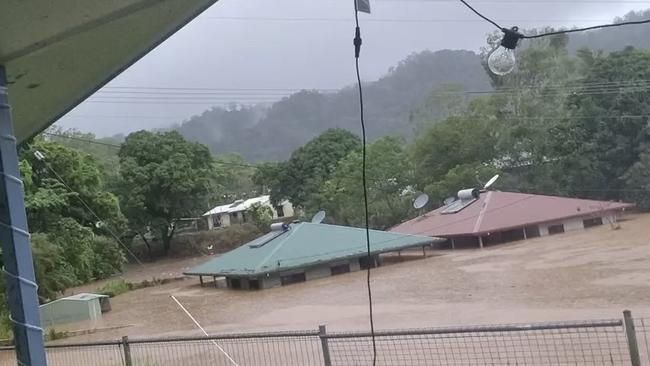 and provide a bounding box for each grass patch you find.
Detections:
[96,279,132,297]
